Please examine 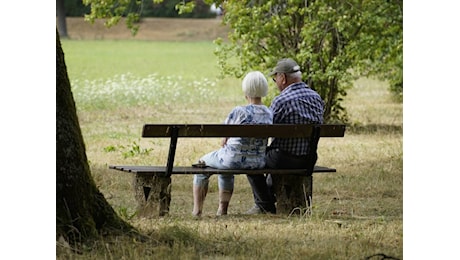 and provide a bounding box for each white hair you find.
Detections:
[286,70,302,80]
[241,71,268,98]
